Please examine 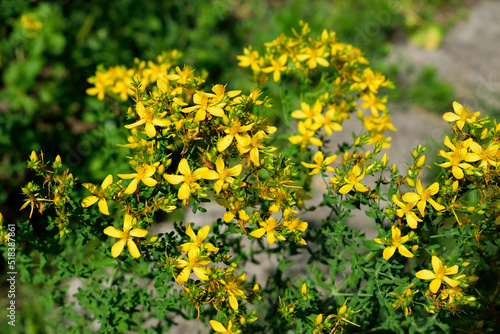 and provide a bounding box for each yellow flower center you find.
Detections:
[435,267,446,279]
